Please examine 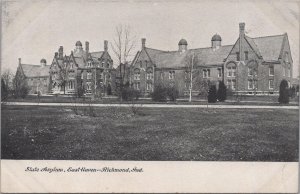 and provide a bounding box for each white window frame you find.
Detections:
[169,71,175,79]
[287,68,291,77]
[269,66,274,76]
[269,79,274,90]
[217,68,222,78]
[87,72,92,79]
